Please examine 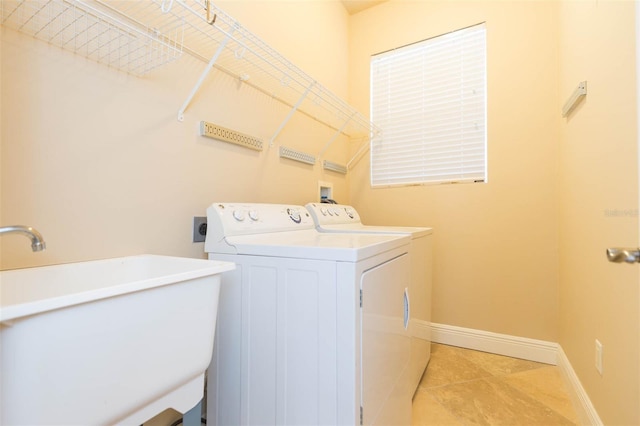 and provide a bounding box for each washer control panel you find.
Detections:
[305,203,362,226]
[206,203,314,241]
